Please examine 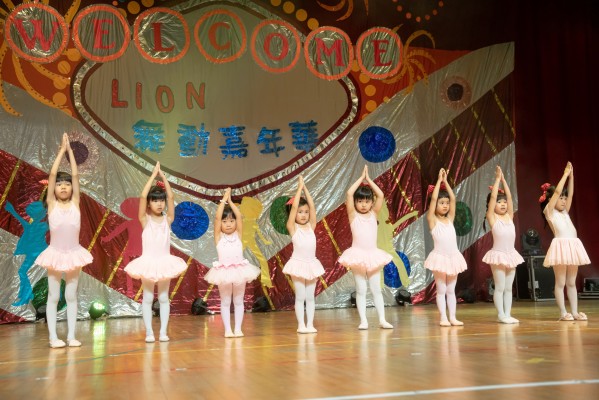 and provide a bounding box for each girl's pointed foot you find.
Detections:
[49,339,66,348]
[449,319,464,326]
[306,326,318,333]
[439,319,451,327]
[234,331,244,337]
[145,336,156,343]
[224,331,235,338]
[67,339,81,347]
[358,322,369,330]
[159,335,170,342]
[379,321,393,329]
